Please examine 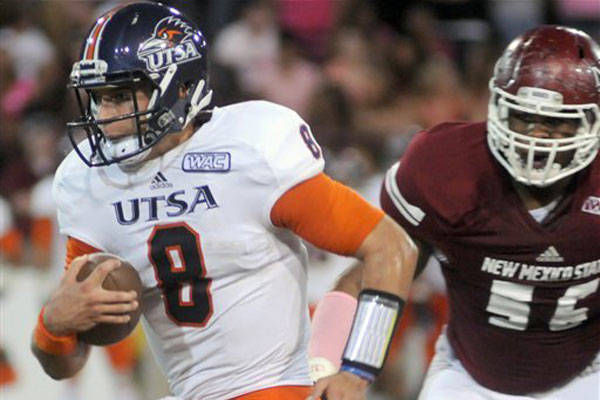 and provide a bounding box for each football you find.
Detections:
[76,253,143,346]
